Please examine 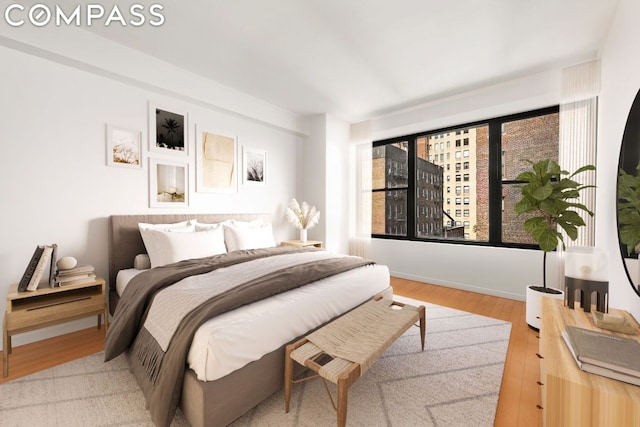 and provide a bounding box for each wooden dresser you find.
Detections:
[540,298,640,426]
